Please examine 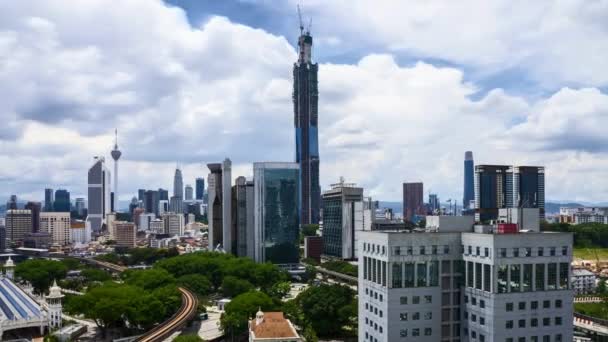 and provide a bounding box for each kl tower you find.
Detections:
[111,129,122,213]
